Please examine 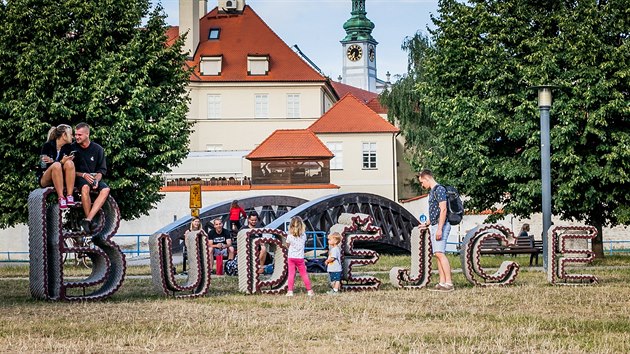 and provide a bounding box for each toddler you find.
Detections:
[325,232,342,294]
